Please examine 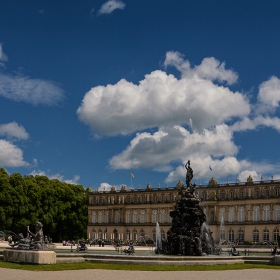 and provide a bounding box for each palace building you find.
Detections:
[87,176,280,244]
